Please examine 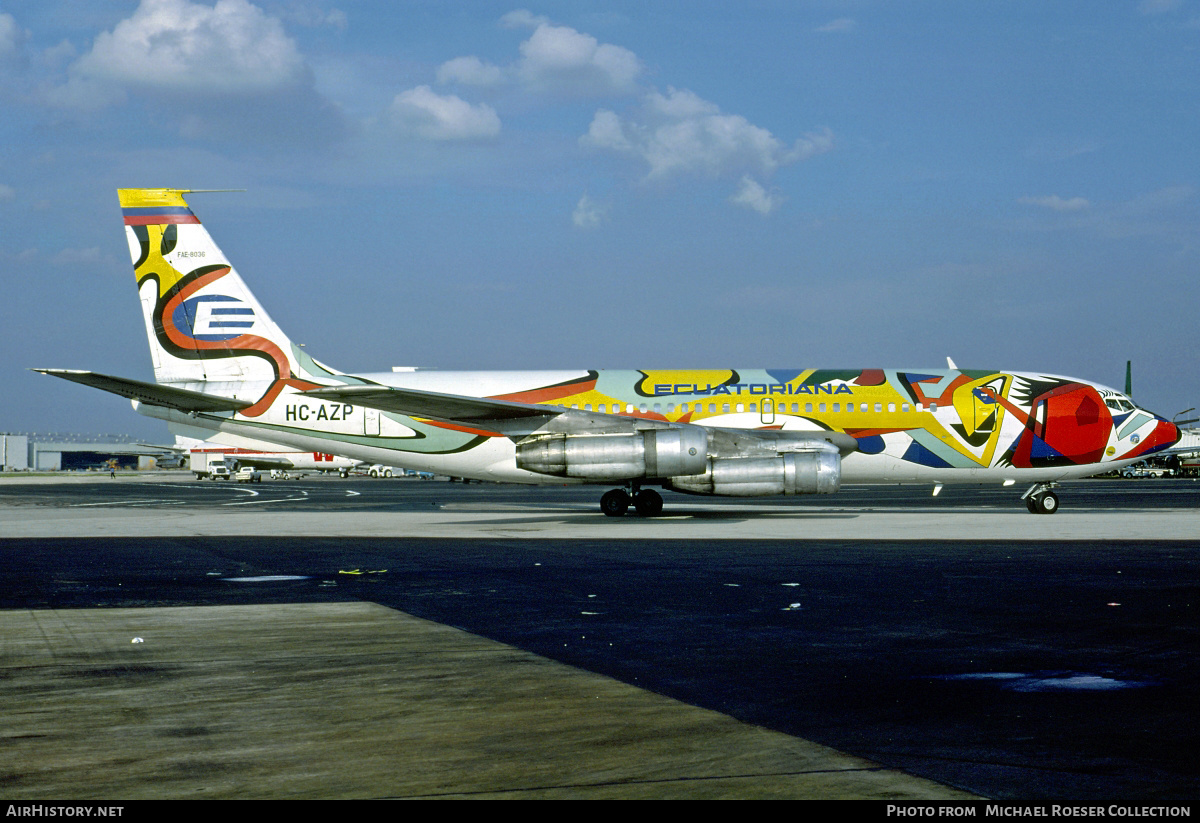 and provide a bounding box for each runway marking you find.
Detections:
[70,499,174,507]
[223,495,311,506]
